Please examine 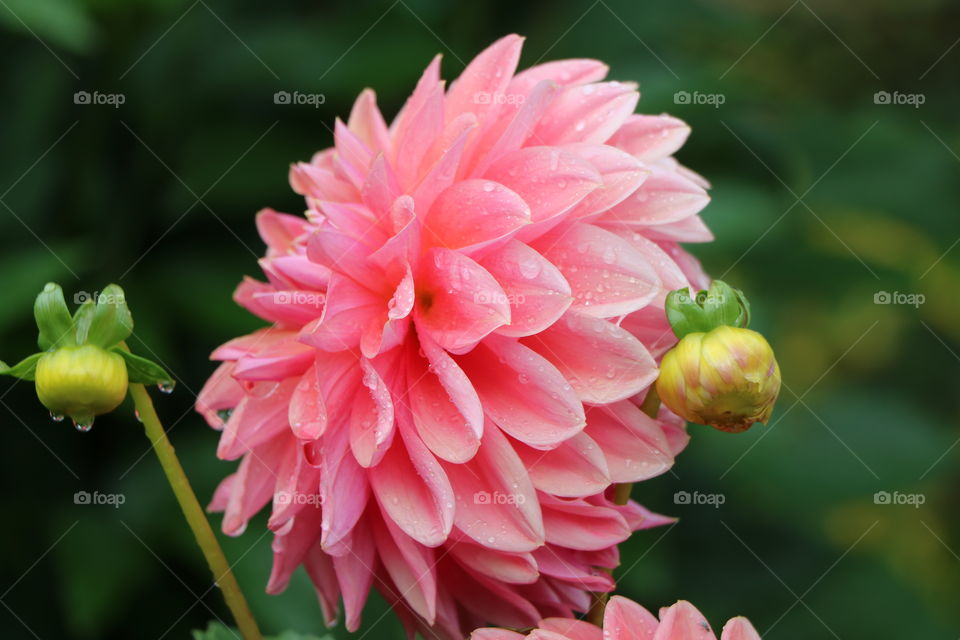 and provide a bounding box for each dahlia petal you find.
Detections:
[604,595,660,640]
[641,215,714,243]
[348,88,392,155]
[349,358,396,467]
[306,223,380,282]
[601,169,709,227]
[267,254,331,291]
[391,54,442,138]
[530,223,660,318]
[361,154,402,217]
[608,114,691,162]
[267,502,322,593]
[269,445,321,531]
[485,146,601,228]
[300,274,382,353]
[217,380,296,461]
[320,425,370,550]
[523,311,657,404]
[414,248,510,353]
[584,402,675,483]
[467,79,559,178]
[654,601,719,640]
[374,516,438,623]
[317,201,387,246]
[442,422,544,552]
[335,118,374,175]
[332,525,376,632]
[256,208,310,253]
[445,34,524,123]
[564,144,649,220]
[533,82,639,146]
[480,240,573,338]
[368,196,422,275]
[457,336,585,448]
[221,436,288,536]
[540,495,630,551]
[304,540,342,627]
[720,617,762,640]
[472,630,527,640]
[289,162,358,203]
[448,541,539,584]
[619,306,678,359]
[207,472,235,512]
[412,113,477,213]
[234,278,319,326]
[233,340,314,381]
[369,420,455,547]
[408,335,483,463]
[512,432,610,498]
[393,84,444,190]
[509,59,609,95]
[210,328,288,361]
[426,179,532,253]
[197,362,243,428]
[452,563,541,628]
[539,618,603,640]
[532,547,615,592]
